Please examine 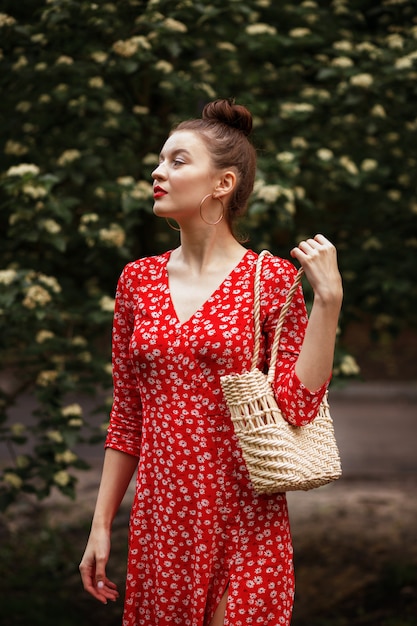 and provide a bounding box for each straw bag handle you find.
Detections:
[251,250,304,382]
